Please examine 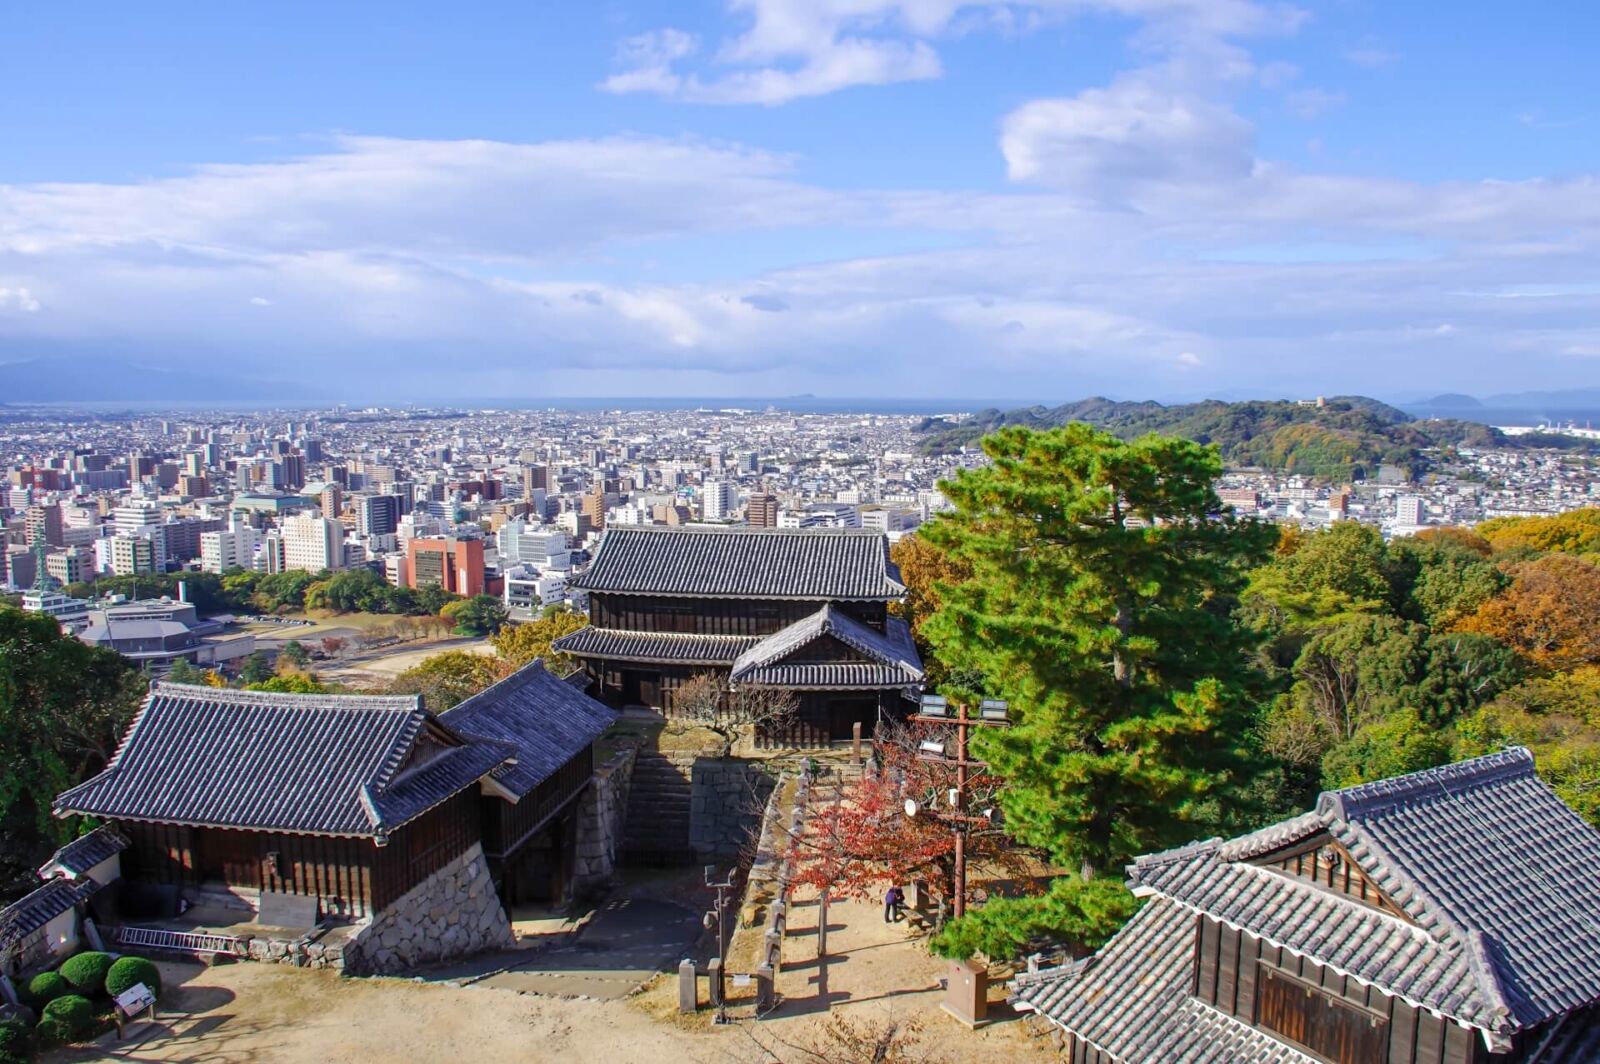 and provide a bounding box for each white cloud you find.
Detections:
[1,113,1599,397]
[1001,75,1256,197]
[0,287,41,313]
[598,29,698,96]
[603,0,1300,106]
